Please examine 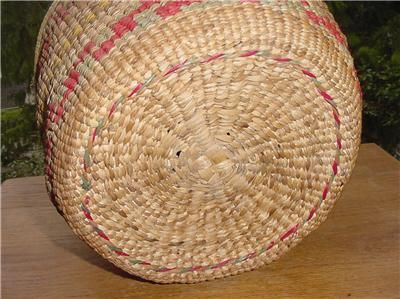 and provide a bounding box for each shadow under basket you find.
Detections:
[33,0,362,283]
